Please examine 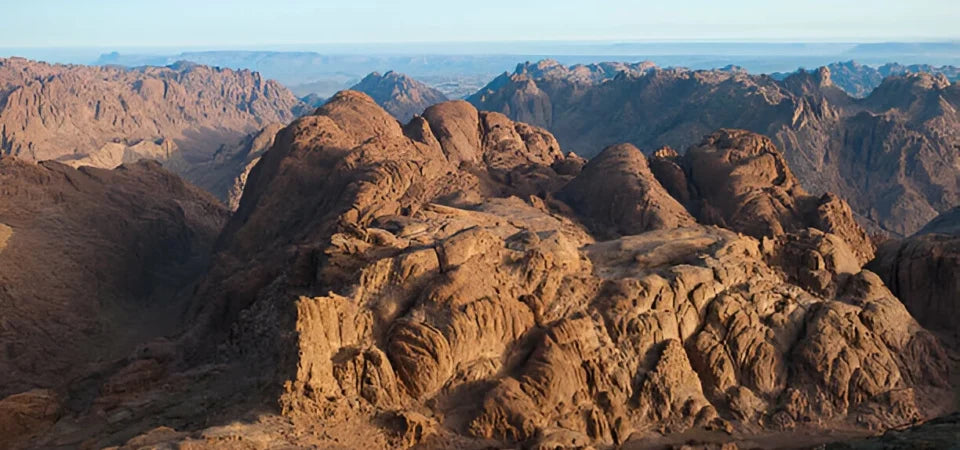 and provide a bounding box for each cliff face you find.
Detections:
[0,57,303,201]
[469,61,960,236]
[349,71,448,123]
